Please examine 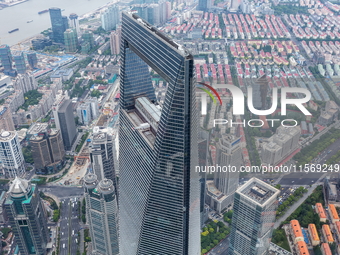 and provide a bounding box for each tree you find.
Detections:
[22,146,34,164]
[91,89,101,98]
